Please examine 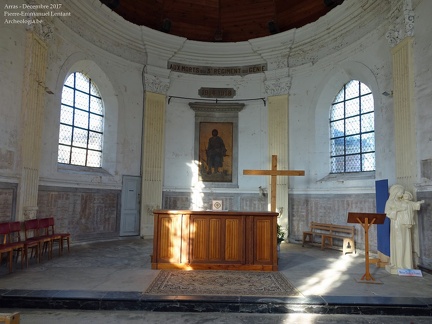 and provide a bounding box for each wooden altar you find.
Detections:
[151,210,279,271]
